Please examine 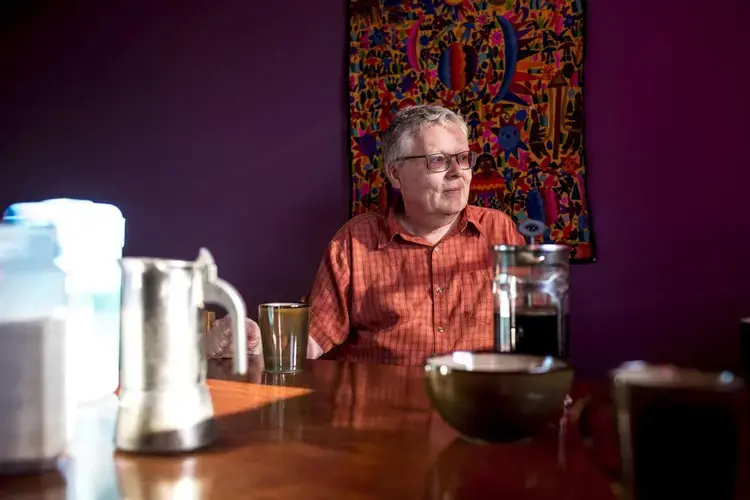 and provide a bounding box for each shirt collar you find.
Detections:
[377,199,483,249]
